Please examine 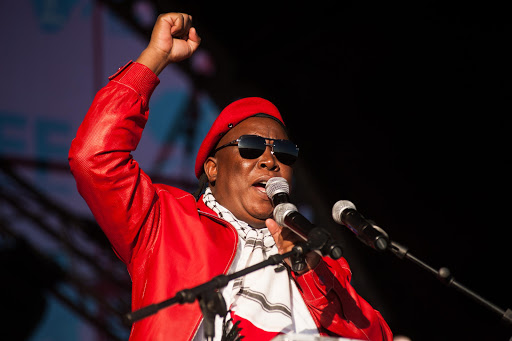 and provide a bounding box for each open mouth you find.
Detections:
[252,180,268,193]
